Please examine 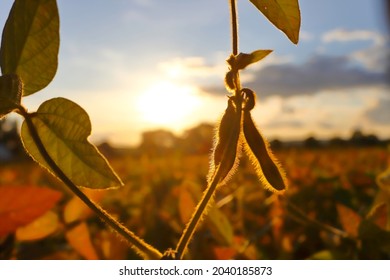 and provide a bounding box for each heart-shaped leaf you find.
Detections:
[0,186,62,237]
[21,97,123,189]
[0,74,23,118]
[0,0,59,95]
[249,0,301,44]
